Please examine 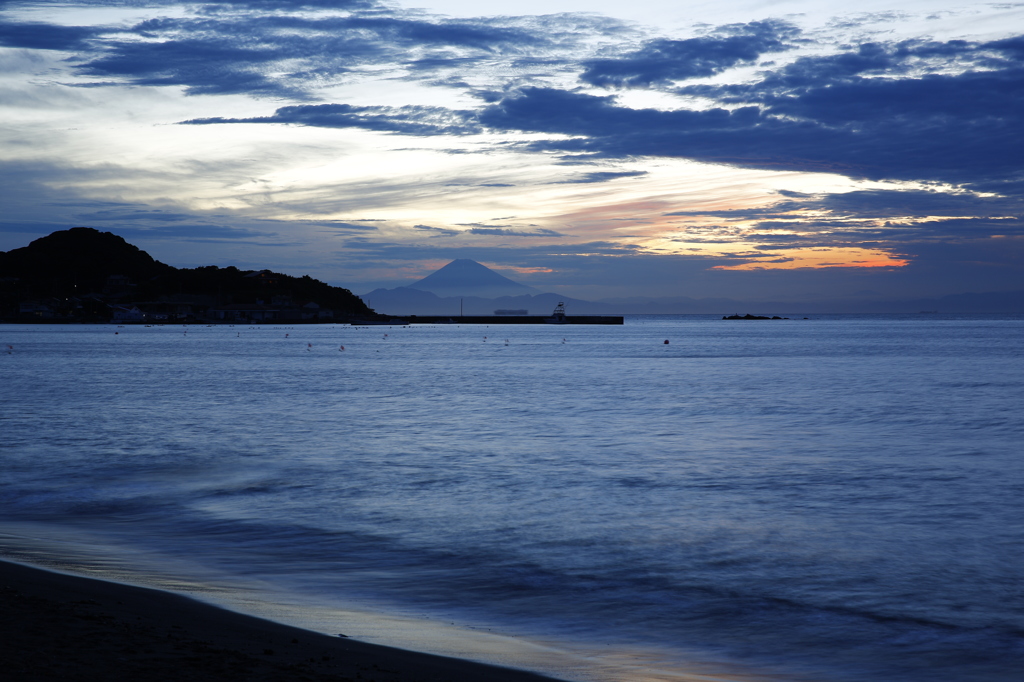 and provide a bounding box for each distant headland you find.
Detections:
[0,228,379,324]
